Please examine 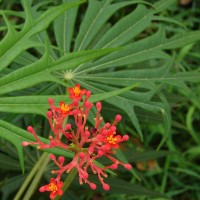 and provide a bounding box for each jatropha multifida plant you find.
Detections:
[22,84,132,199]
